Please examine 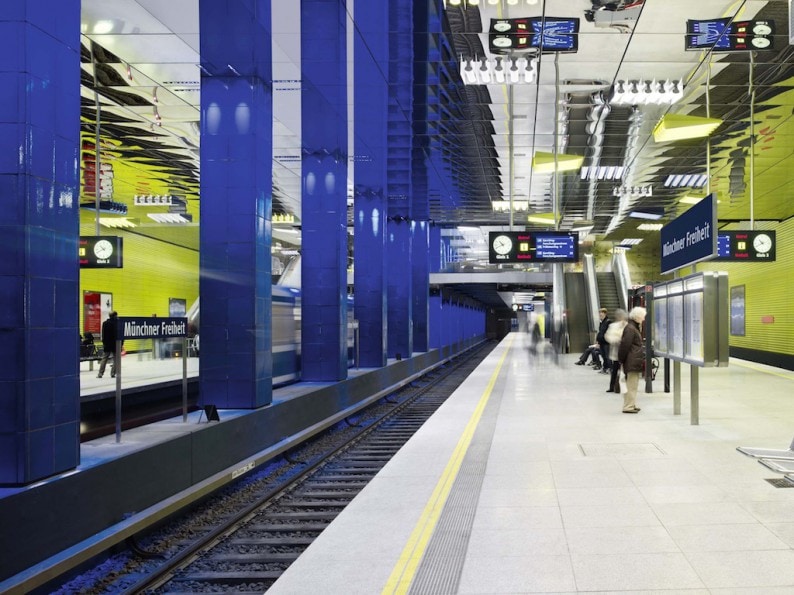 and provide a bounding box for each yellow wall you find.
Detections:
[621,218,793,359]
[79,226,199,352]
[698,218,793,357]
